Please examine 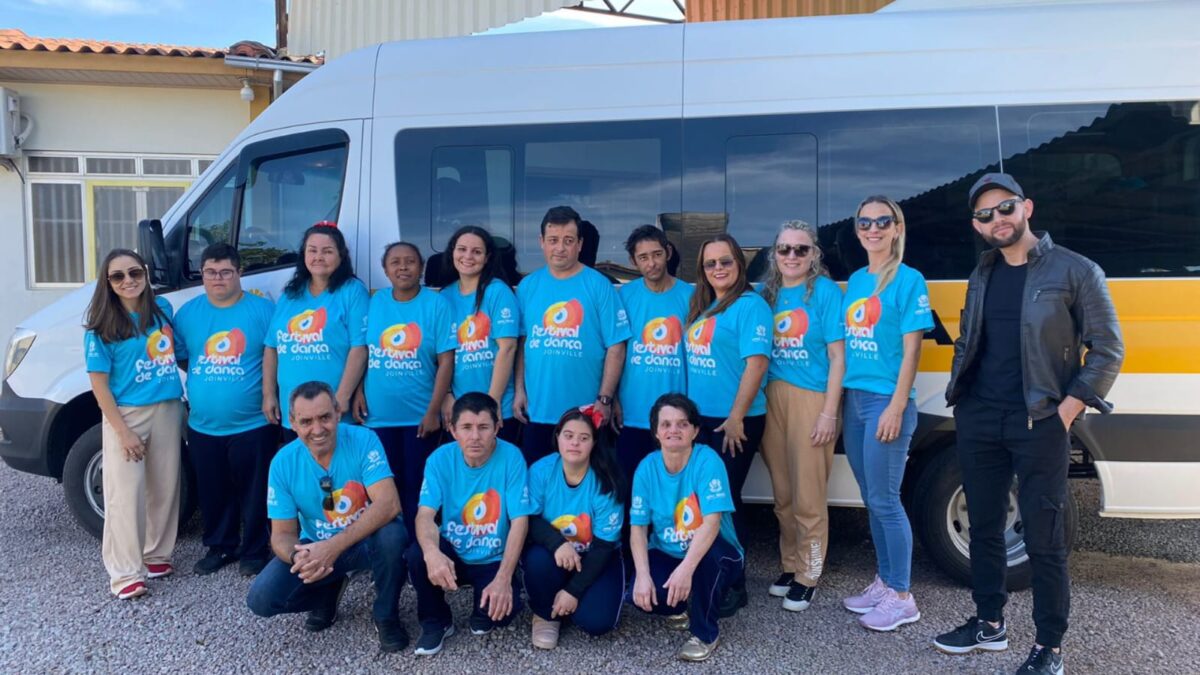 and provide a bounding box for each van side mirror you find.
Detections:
[137,219,171,287]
